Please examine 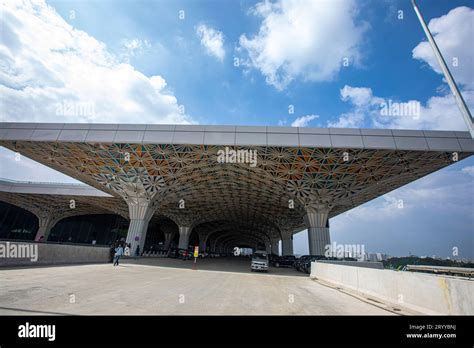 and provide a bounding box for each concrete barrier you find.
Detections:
[311,261,474,315]
[316,260,384,269]
[0,241,110,267]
